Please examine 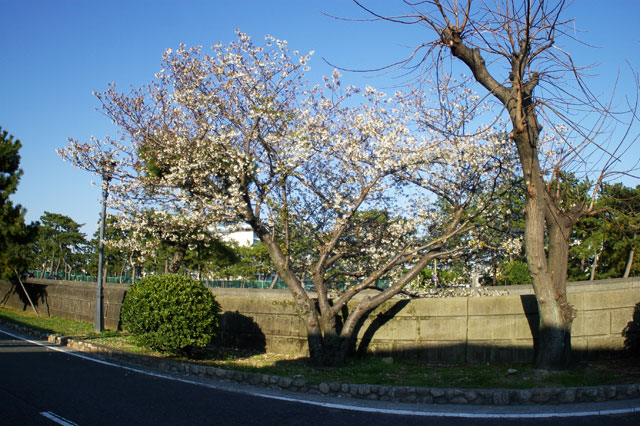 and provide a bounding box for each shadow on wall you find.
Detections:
[623,302,640,357]
[520,294,542,361]
[355,299,410,357]
[352,297,539,363]
[348,294,636,364]
[215,311,266,355]
[1,280,49,315]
